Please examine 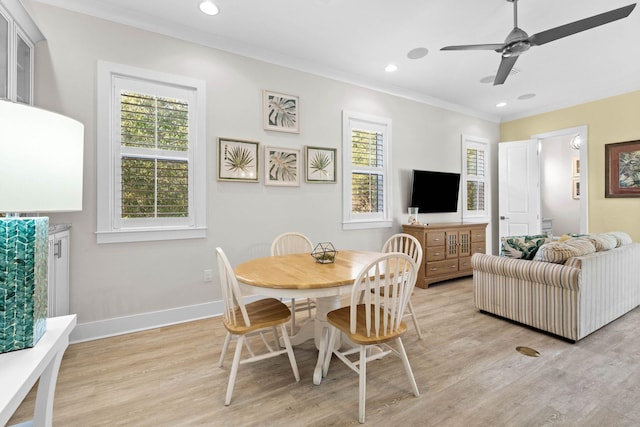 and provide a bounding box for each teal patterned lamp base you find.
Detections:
[0,217,48,353]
